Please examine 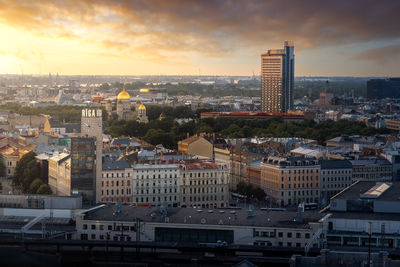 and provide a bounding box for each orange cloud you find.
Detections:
[0,0,399,75]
